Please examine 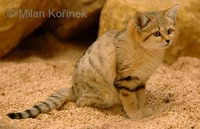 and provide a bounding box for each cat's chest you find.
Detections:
[133,58,161,81]
[118,53,162,82]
